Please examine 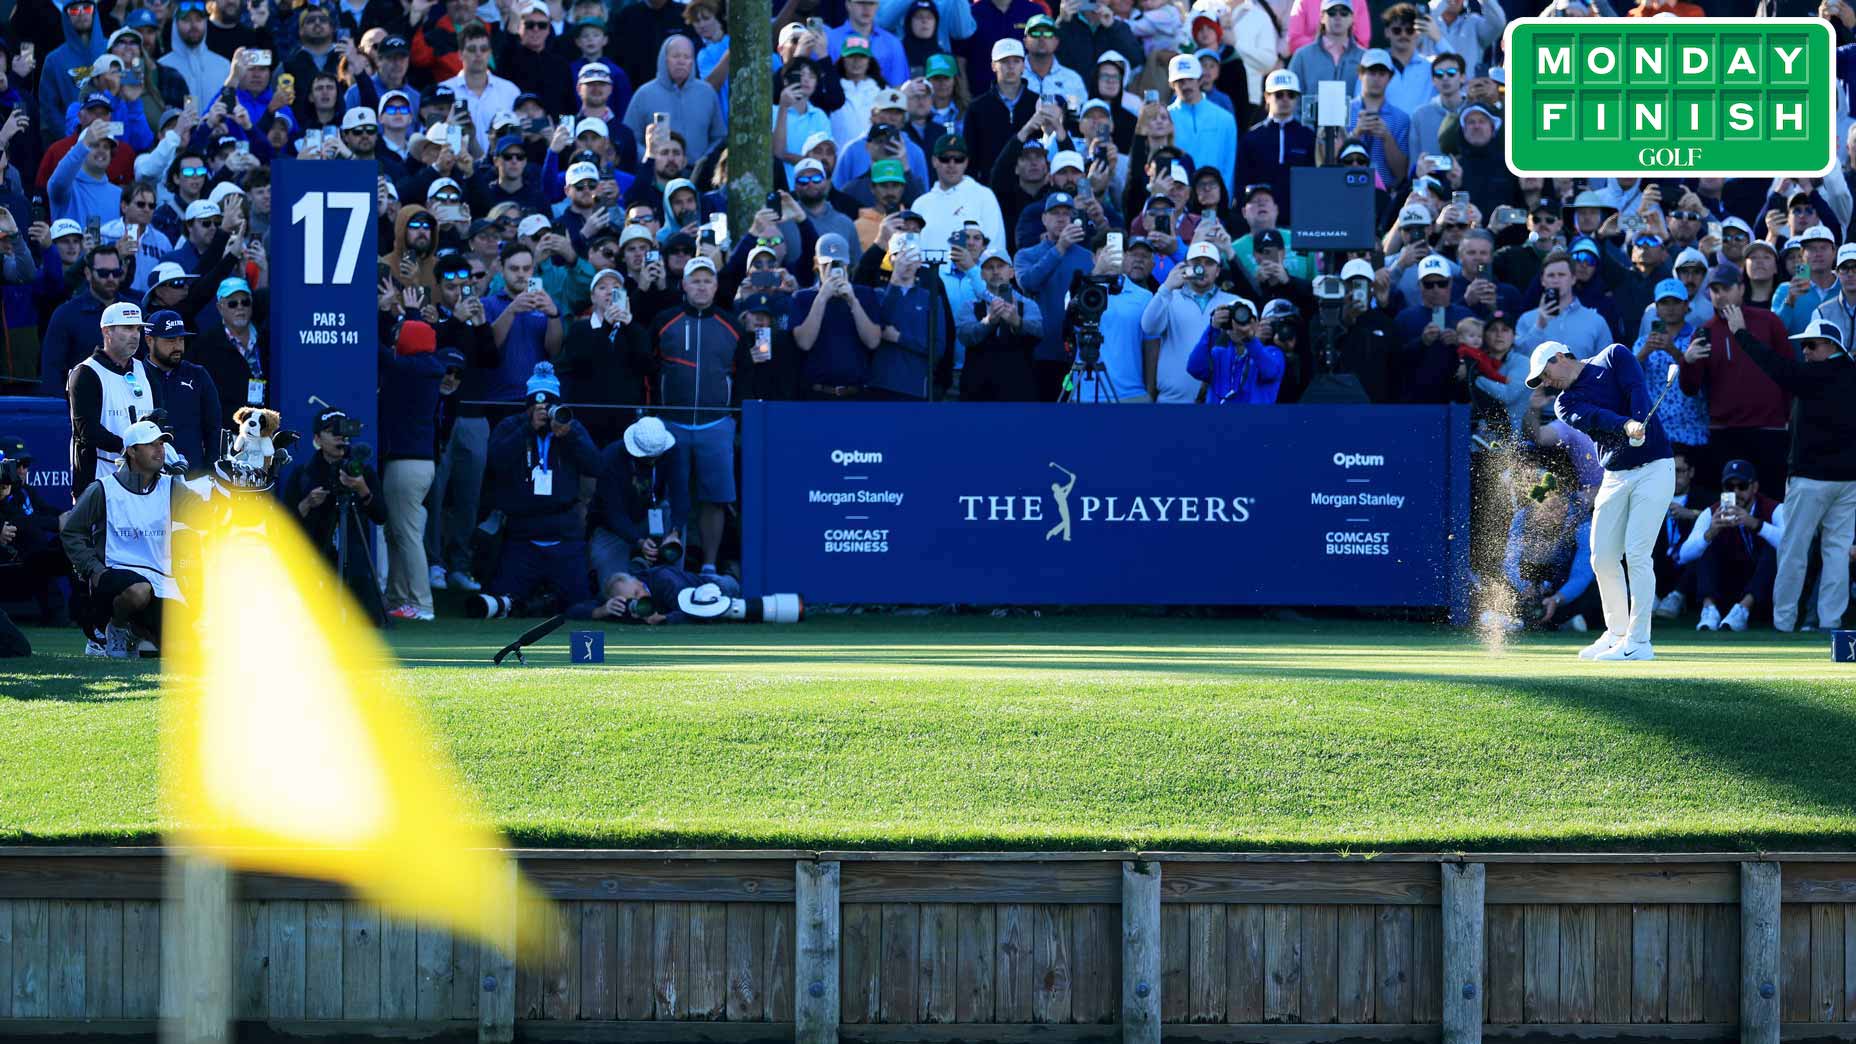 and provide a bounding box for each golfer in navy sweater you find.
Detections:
[1526,339,1676,661]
